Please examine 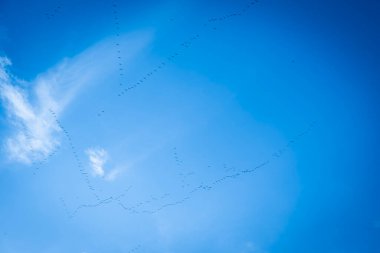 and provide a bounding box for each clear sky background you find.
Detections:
[0,0,379,252]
